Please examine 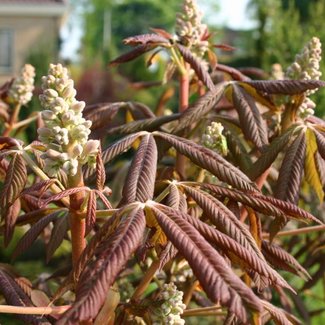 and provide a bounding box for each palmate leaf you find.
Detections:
[121,134,157,204]
[248,125,301,180]
[58,208,146,324]
[150,204,262,322]
[176,44,215,90]
[231,84,268,150]
[84,132,145,180]
[154,132,258,192]
[180,185,265,260]
[275,132,306,204]
[12,210,65,260]
[243,80,325,95]
[0,152,27,218]
[173,82,227,133]
[304,128,324,202]
[168,205,291,290]
[0,270,50,325]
